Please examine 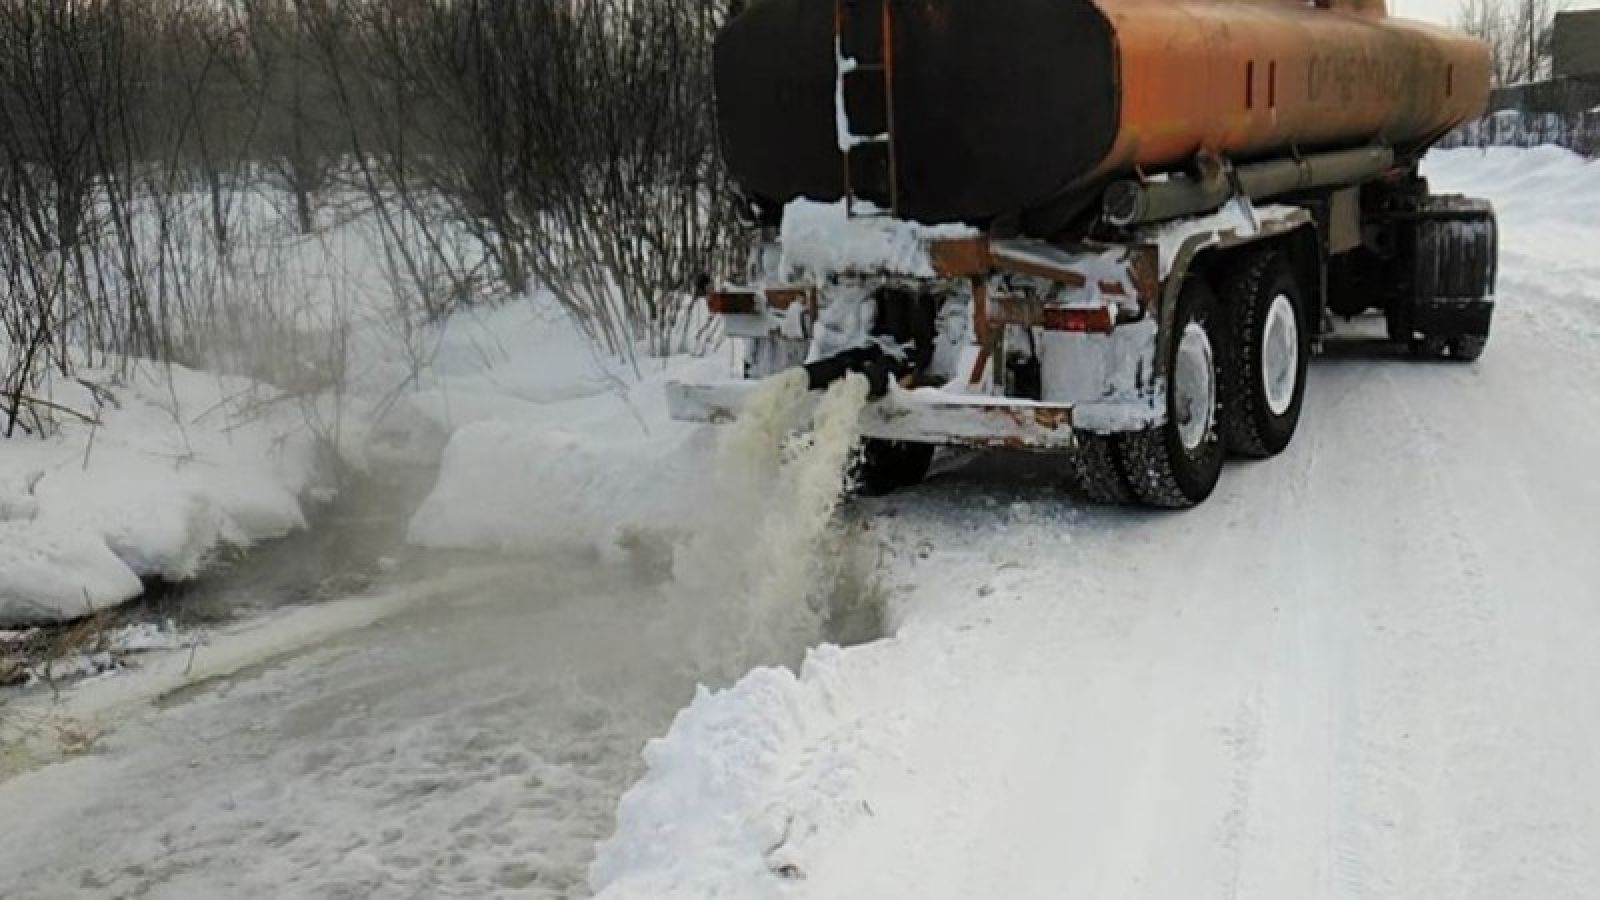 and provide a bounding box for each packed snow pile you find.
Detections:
[403,306,729,556]
[0,363,323,625]
[780,199,978,279]
[405,294,867,559]
[407,415,711,556]
[336,298,633,472]
[590,643,893,900]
